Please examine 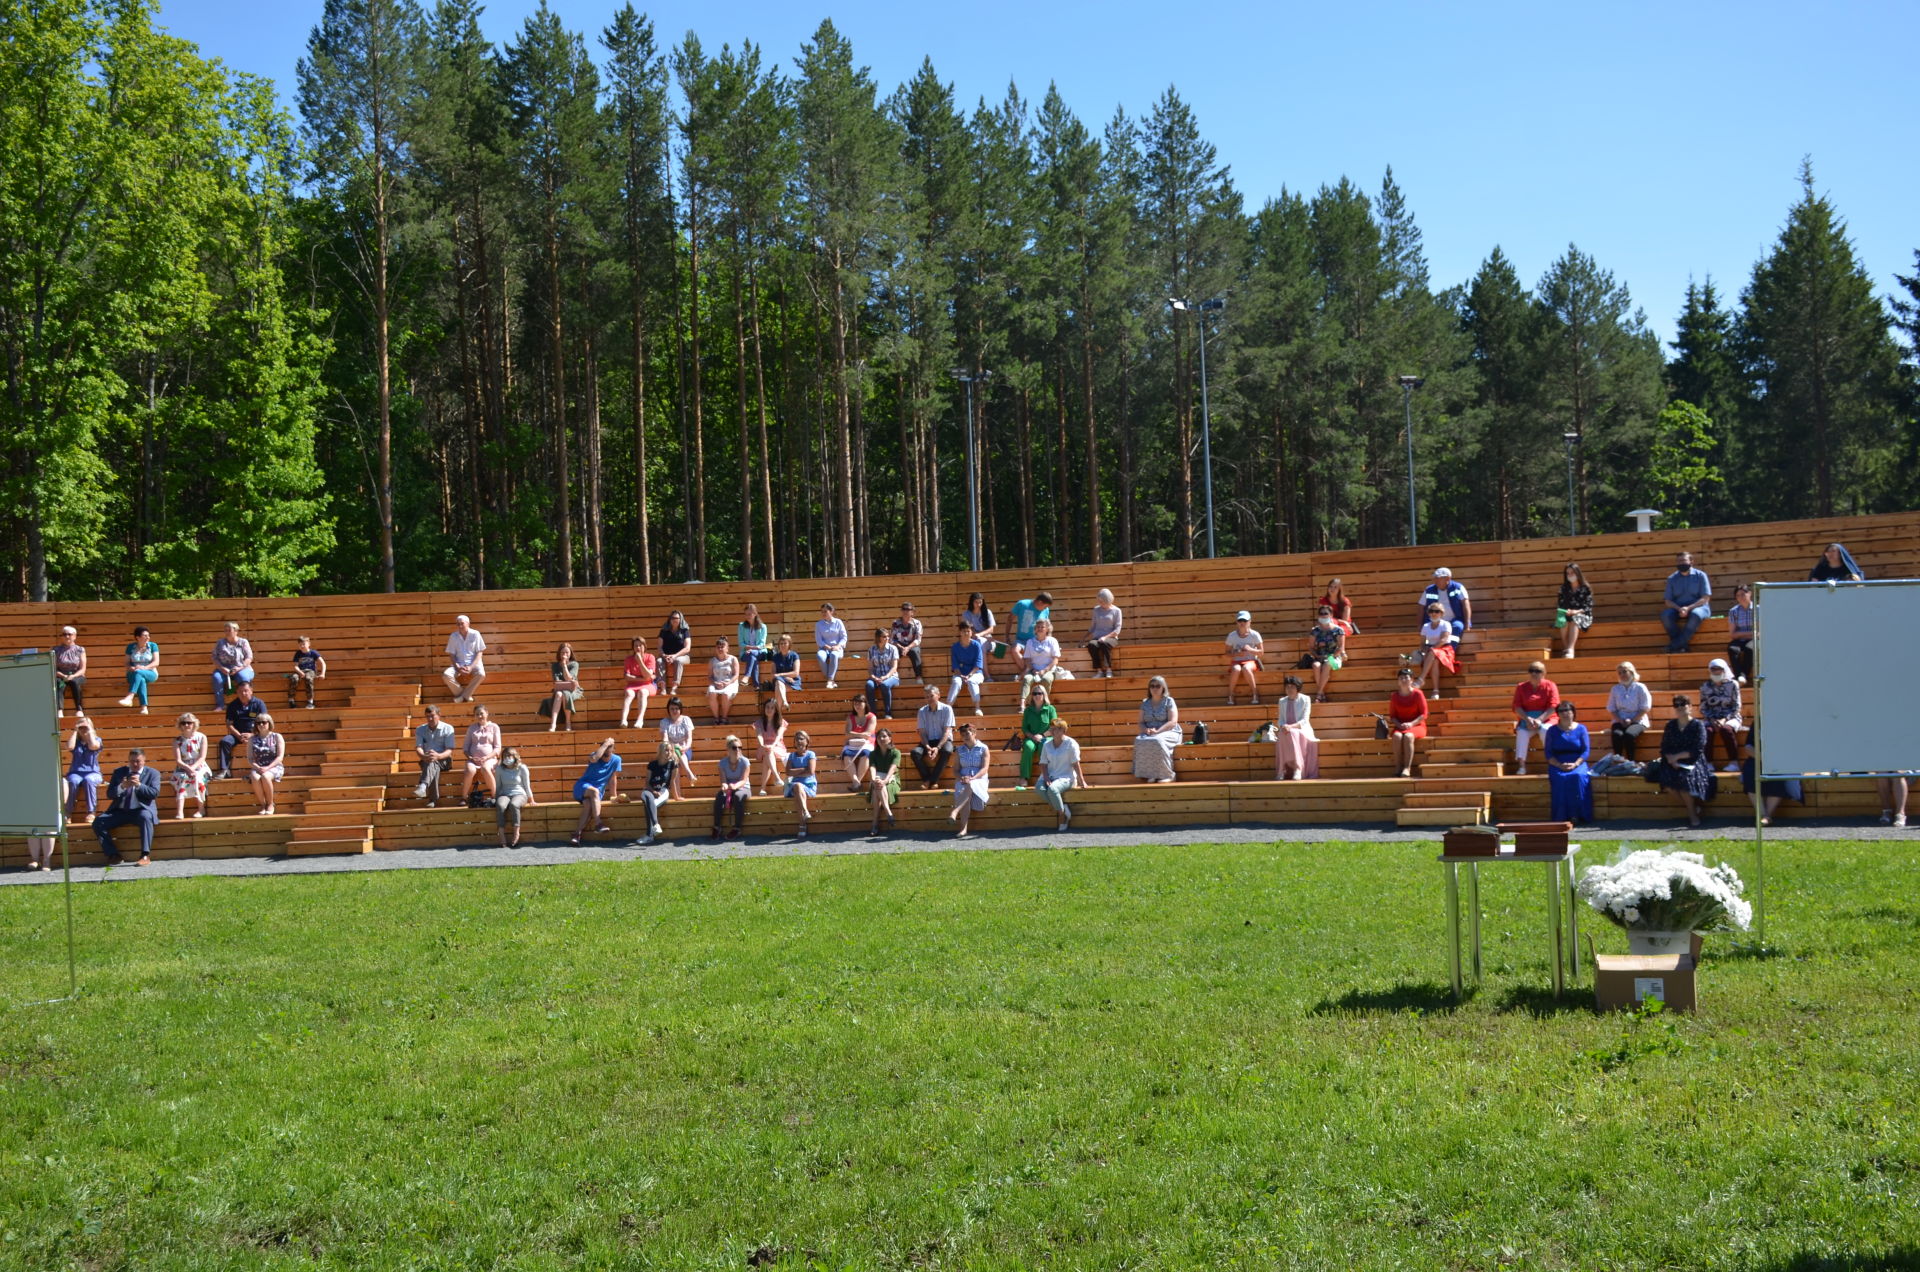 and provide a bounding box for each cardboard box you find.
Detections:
[1593,953,1698,1012]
